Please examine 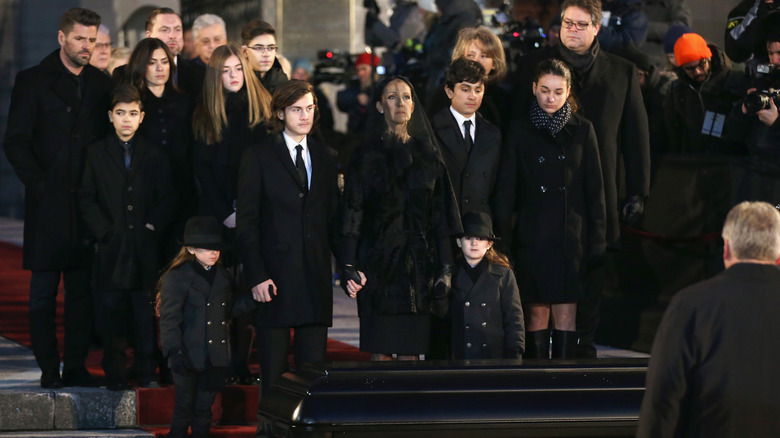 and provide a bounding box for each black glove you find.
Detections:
[433,264,455,299]
[341,264,362,296]
[621,194,646,226]
[168,347,193,376]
